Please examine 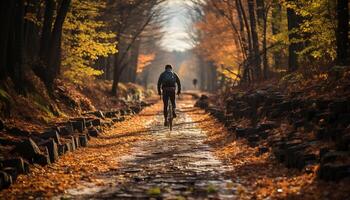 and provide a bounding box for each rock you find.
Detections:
[92,111,105,119]
[247,135,260,146]
[118,116,125,121]
[58,144,66,156]
[303,108,318,121]
[319,162,350,181]
[74,136,80,148]
[41,130,61,145]
[194,95,209,109]
[315,99,331,110]
[273,147,286,162]
[0,137,19,146]
[56,124,73,135]
[275,101,291,113]
[235,127,258,138]
[140,101,149,107]
[68,136,76,151]
[260,130,270,139]
[119,110,125,116]
[207,107,225,122]
[239,107,254,118]
[0,119,4,131]
[79,134,88,147]
[320,151,349,164]
[0,171,12,189]
[15,138,43,162]
[319,148,330,158]
[257,121,278,132]
[328,99,349,114]
[337,113,350,126]
[293,119,305,129]
[23,160,30,173]
[42,139,59,163]
[85,120,93,128]
[64,142,72,152]
[3,167,18,182]
[316,128,329,140]
[269,108,282,118]
[91,118,101,127]
[1,158,29,174]
[315,112,337,123]
[8,127,30,137]
[258,147,269,155]
[34,152,51,166]
[88,127,99,137]
[71,120,85,133]
[336,133,350,151]
[105,111,118,118]
[130,105,141,113]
